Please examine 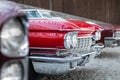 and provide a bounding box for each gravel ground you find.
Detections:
[39,47,120,80]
